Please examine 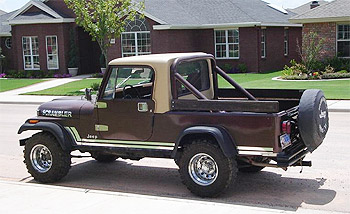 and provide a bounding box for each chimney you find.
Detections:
[310,1,320,9]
